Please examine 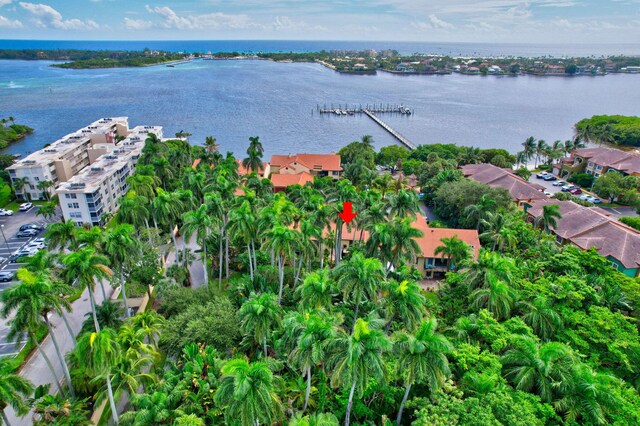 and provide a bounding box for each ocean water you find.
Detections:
[1,40,639,57]
[1,58,639,158]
